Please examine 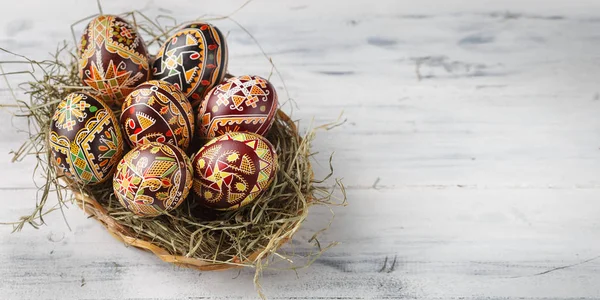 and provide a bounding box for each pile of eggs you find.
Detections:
[49,15,279,217]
